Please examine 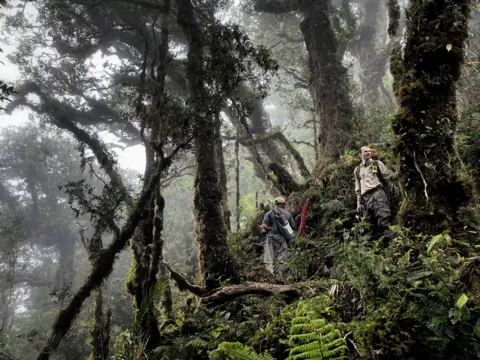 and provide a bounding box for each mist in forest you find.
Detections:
[0,0,479,359]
